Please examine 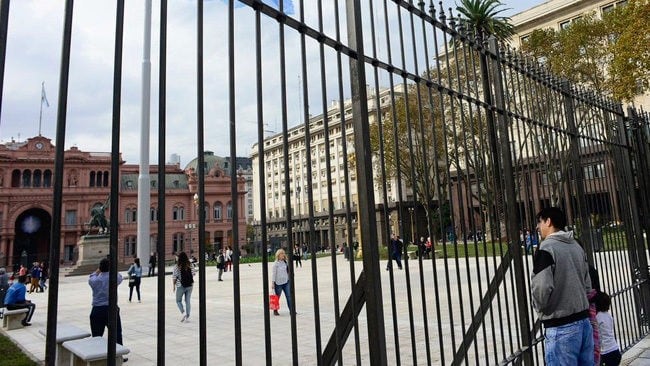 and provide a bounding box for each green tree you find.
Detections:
[521,0,650,102]
[455,0,515,41]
